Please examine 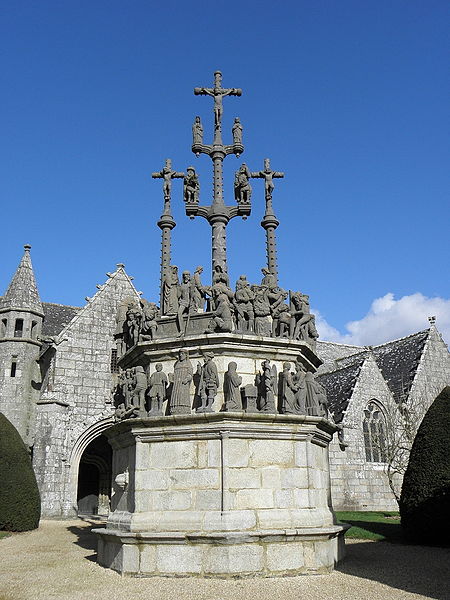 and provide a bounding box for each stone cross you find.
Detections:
[194,70,242,144]
[187,72,250,279]
[250,158,284,284]
[152,158,184,309]
[152,159,185,216]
